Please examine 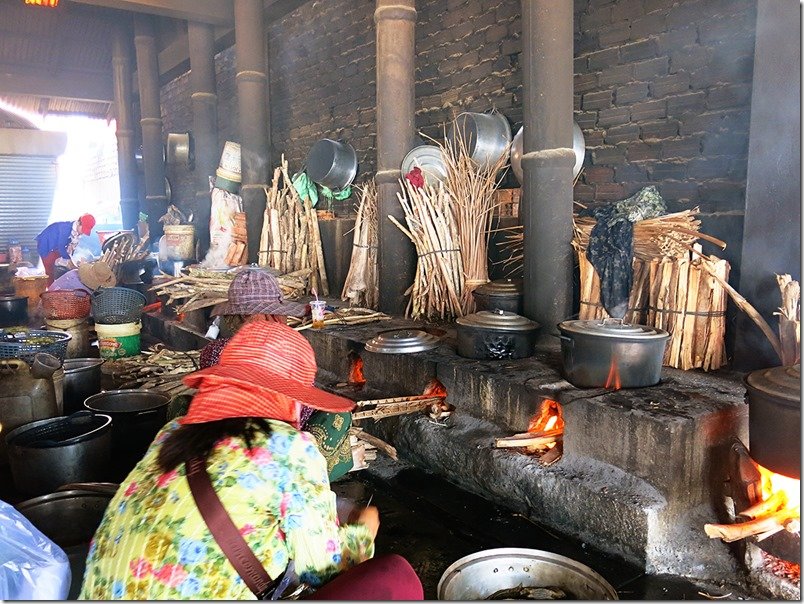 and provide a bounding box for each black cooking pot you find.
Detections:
[84,389,170,480]
[557,318,669,389]
[472,279,523,314]
[0,295,29,327]
[745,364,800,479]
[63,358,104,414]
[456,310,540,360]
